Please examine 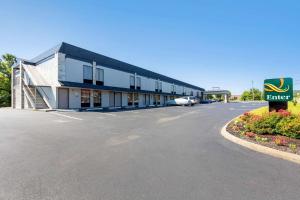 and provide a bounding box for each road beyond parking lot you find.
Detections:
[0,103,300,200]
